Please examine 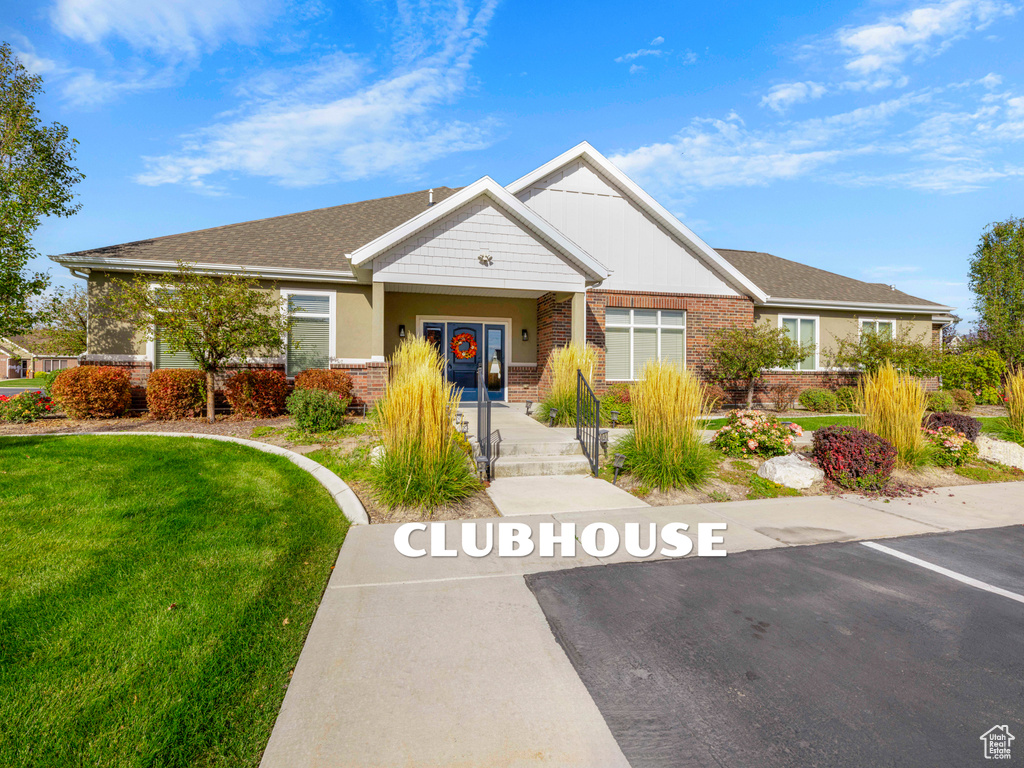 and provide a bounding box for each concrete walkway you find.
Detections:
[487,475,648,516]
[259,481,1024,768]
